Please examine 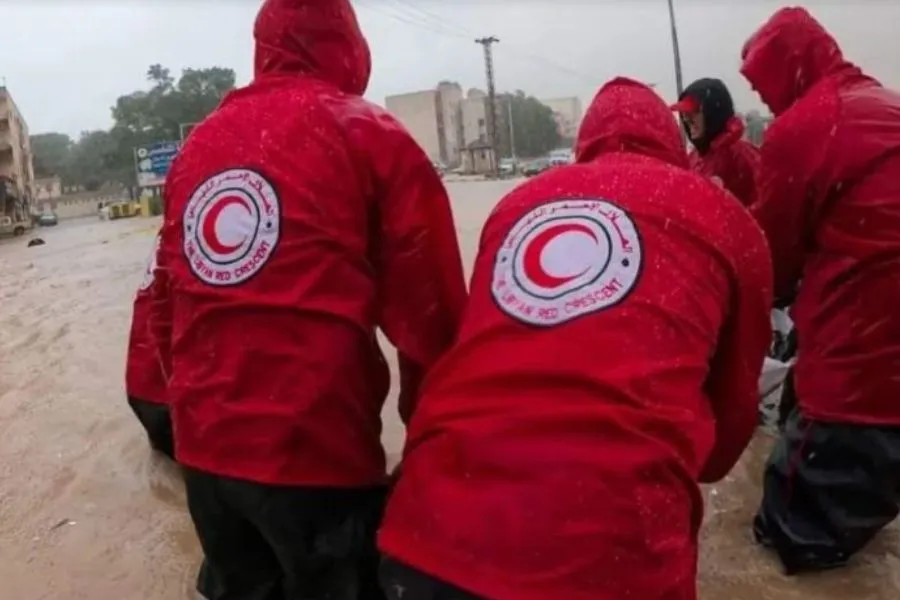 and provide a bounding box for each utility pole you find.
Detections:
[666,0,685,97]
[506,97,516,160]
[475,36,500,177]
